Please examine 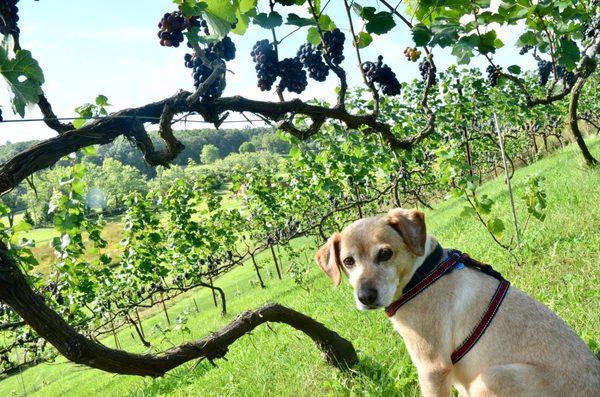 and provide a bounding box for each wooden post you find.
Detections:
[159,292,171,326]
[250,253,266,288]
[493,113,520,246]
[270,245,282,280]
[208,274,218,307]
[135,307,145,339]
[193,297,200,312]
[110,316,121,349]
